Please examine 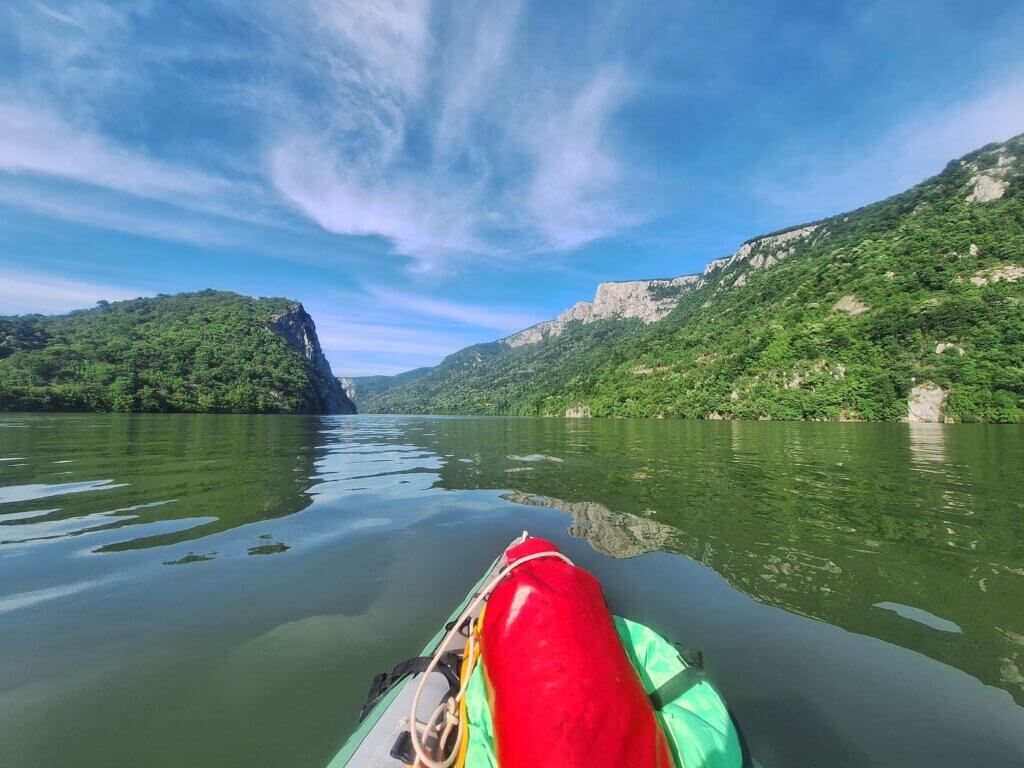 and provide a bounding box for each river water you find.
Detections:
[1,414,1022,767]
